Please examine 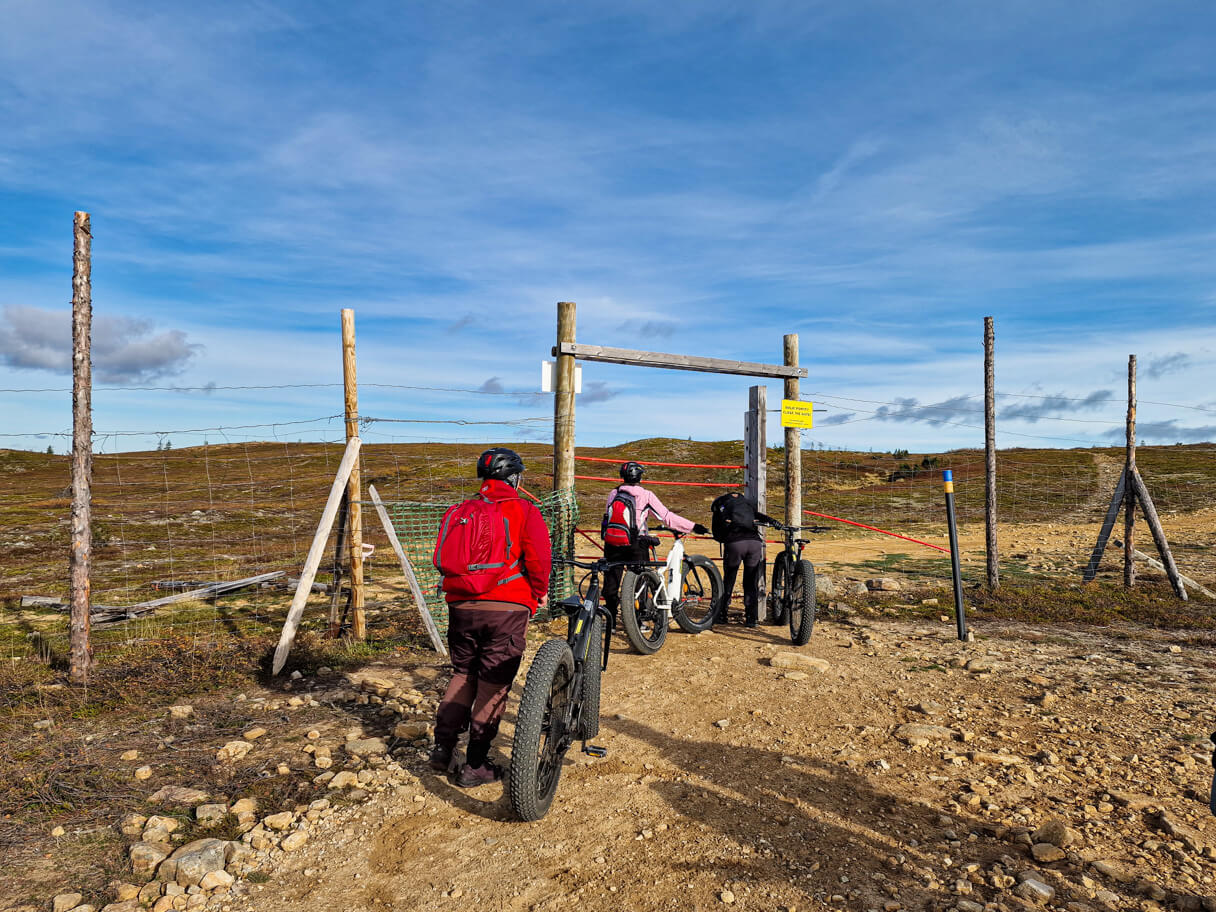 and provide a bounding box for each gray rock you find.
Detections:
[1032,817,1077,848]
[893,723,959,745]
[769,652,830,672]
[1014,879,1056,904]
[147,786,209,805]
[52,894,83,912]
[1032,842,1067,862]
[98,903,141,912]
[344,737,388,757]
[157,838,227,887]
[1091,859,1135,884]
[195,804,228,828]
[128,841,171,875]
[866,577,901,592]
